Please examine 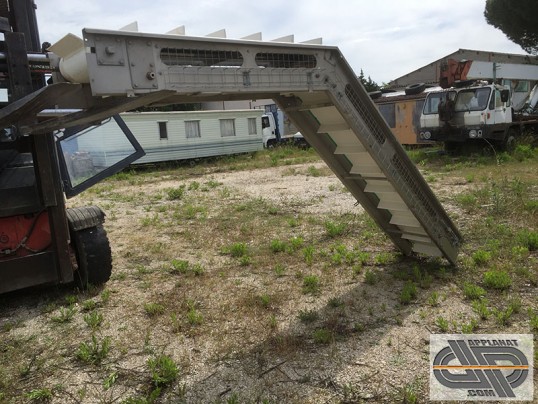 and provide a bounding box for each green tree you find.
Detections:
[358,69,381,92]
[484,0,538,55]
